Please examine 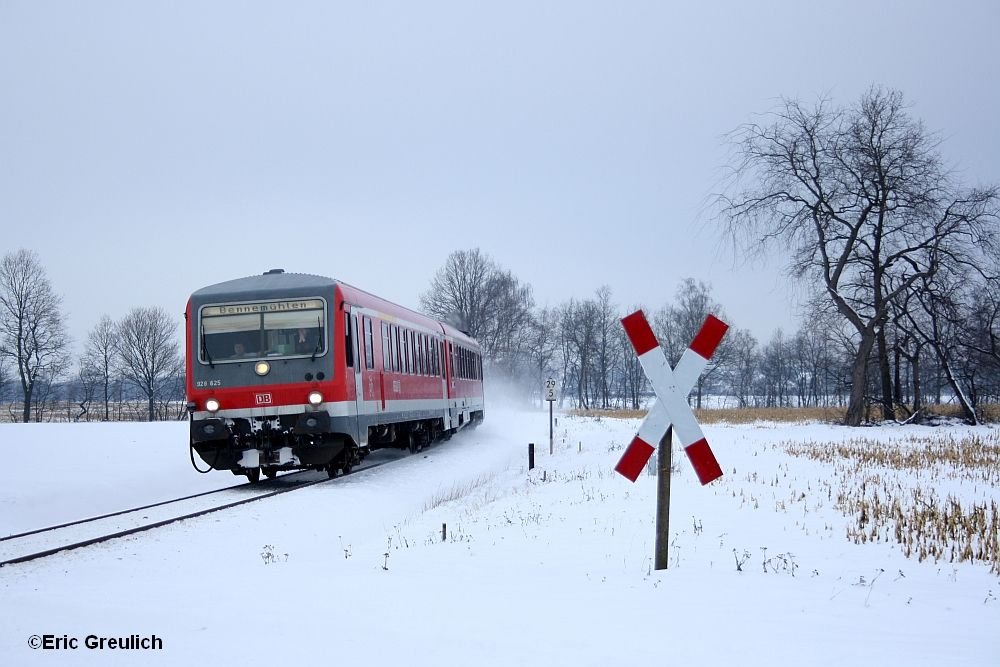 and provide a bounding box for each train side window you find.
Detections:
[389,324,399,373]
[419,334,426,375]
[414,334,421,375]
[381,322,389,371]
[345,312,353,368]
[396,326,402,373]
[364,318,374,369]
[409,331,416,374]
[417,332,423,375]
[427,337,433,376]
[402,329,410,374]
[396,327,405,373]
[412,333,418,375]
[387,325,393,372]
[439,341,445,377]
[354,315,361,371]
